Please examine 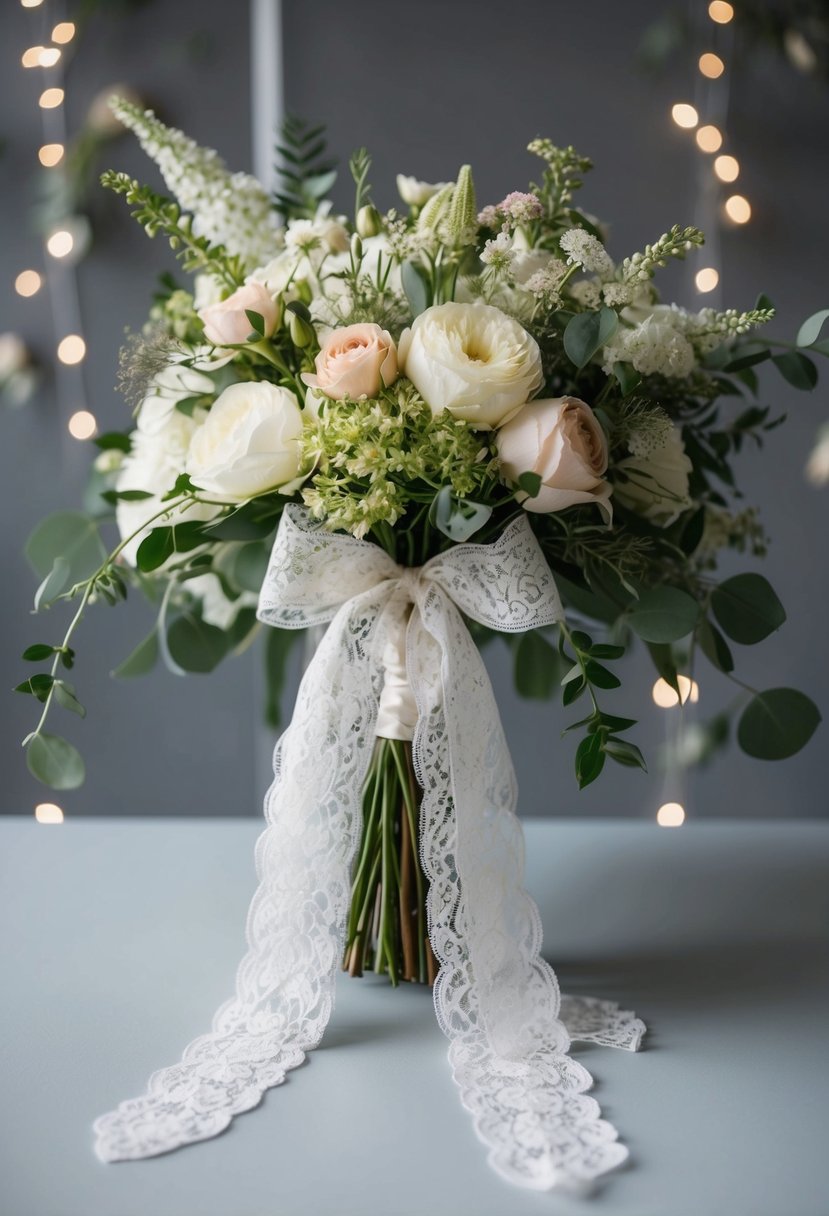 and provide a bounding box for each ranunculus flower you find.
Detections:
[186,382,305,502]
[198,282,279,347]
[497,396,612,521]
[396,175,449,207]
[301,323,398,400]
[613,425,692,525]
[398,302,542,430]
